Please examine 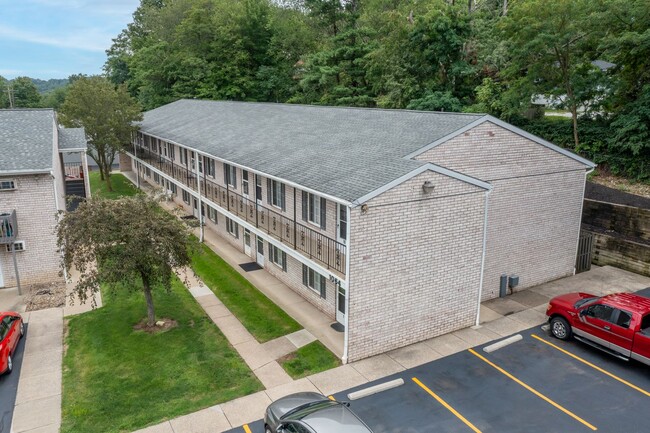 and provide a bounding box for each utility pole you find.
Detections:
[7,86,14,108]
